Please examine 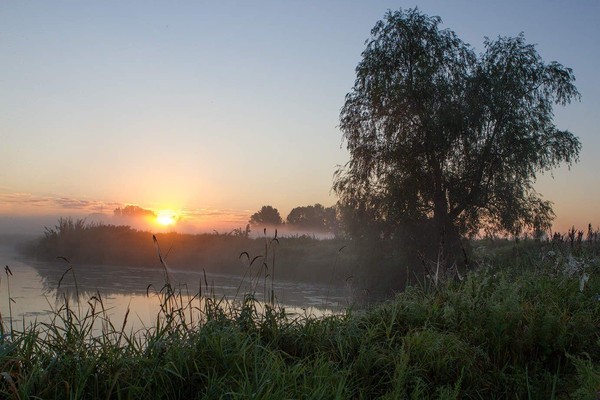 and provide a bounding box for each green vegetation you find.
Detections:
[20,218,360,286]
[3,234,599,399]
